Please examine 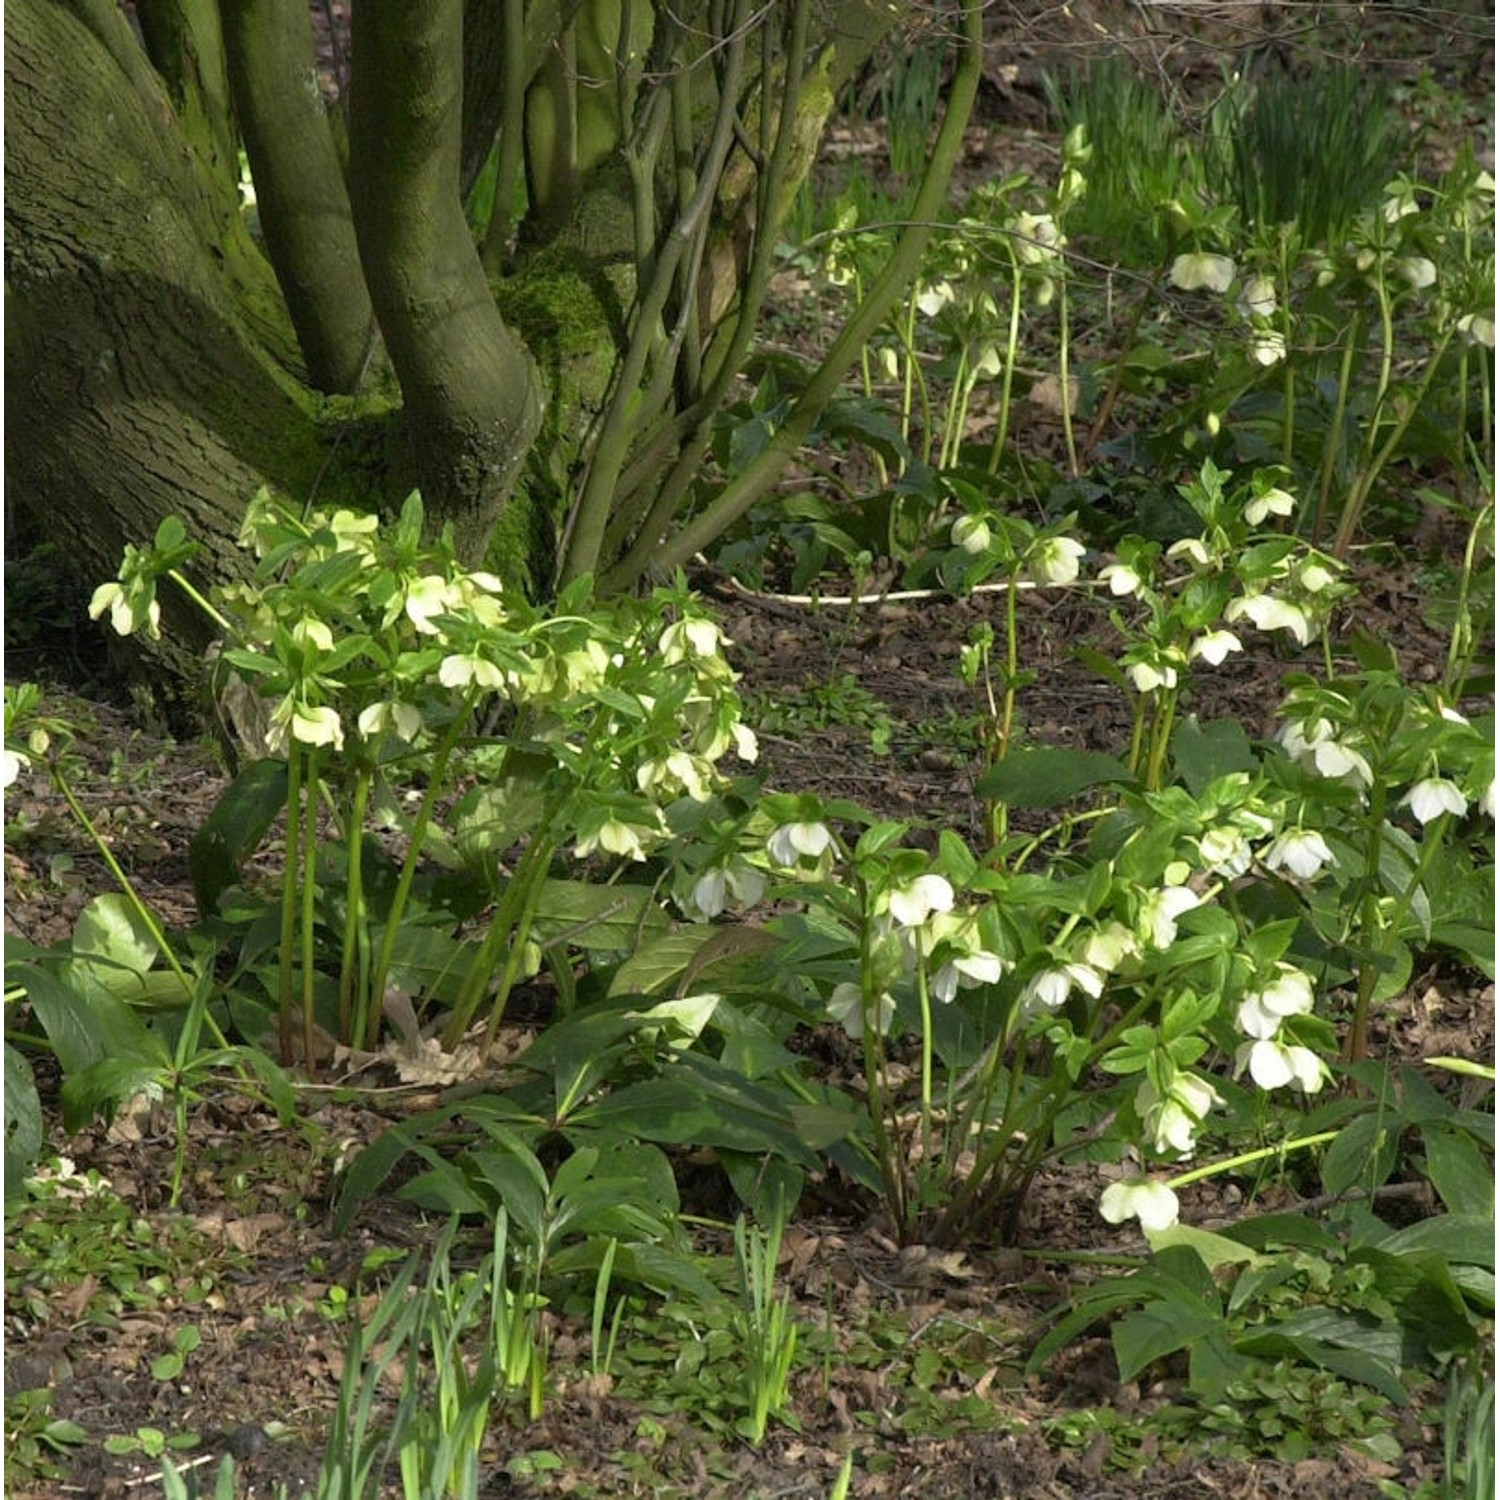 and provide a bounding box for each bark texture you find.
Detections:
[4,0,340,705]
